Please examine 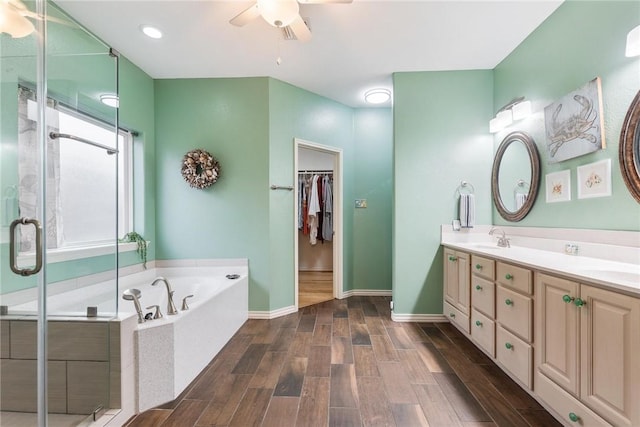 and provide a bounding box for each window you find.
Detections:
[19,88,132,254]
